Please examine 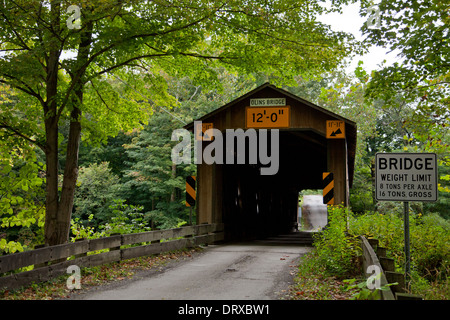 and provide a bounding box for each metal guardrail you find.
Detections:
[360,236,422,300]
[0,223,224,291]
